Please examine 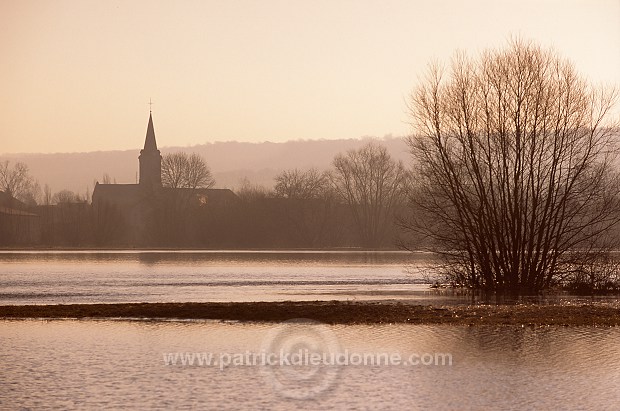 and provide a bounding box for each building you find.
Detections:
[91,112,236,245]
[0,191,41,245]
